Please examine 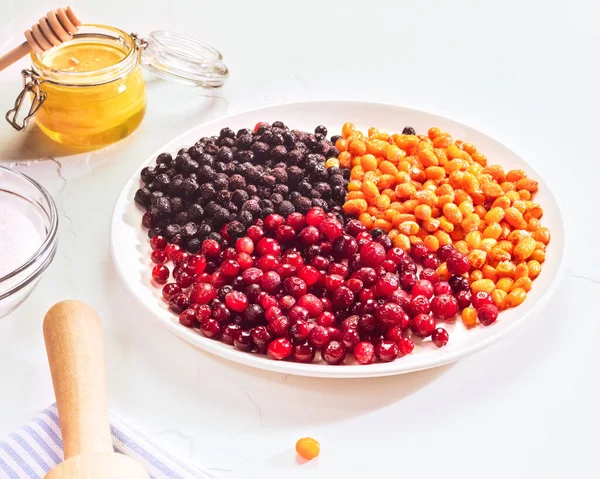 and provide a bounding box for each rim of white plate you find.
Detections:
[110,100,567,378]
